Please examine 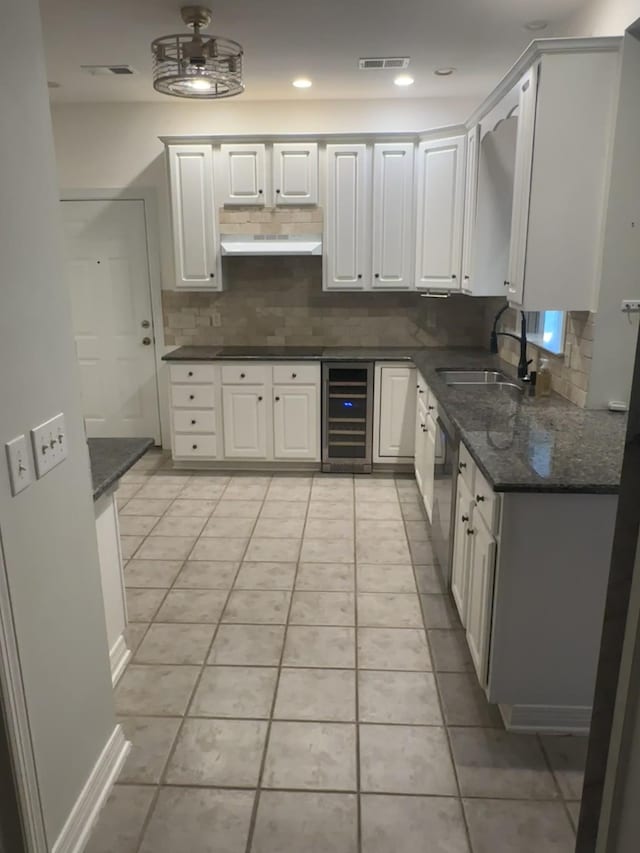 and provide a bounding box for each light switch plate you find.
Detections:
[5,435,33,495]
[30,413,68,479]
